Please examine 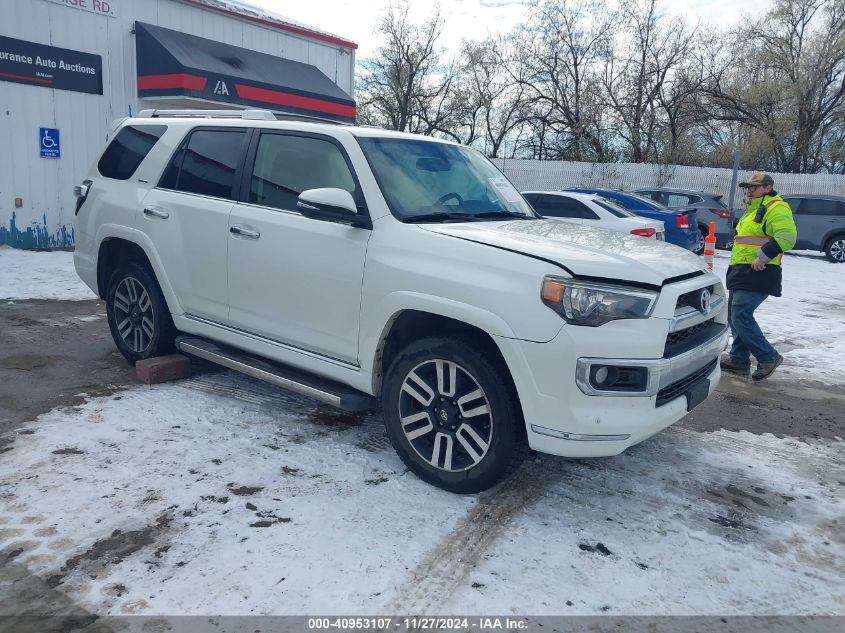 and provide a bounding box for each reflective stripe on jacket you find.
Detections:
[730,193,797,267]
